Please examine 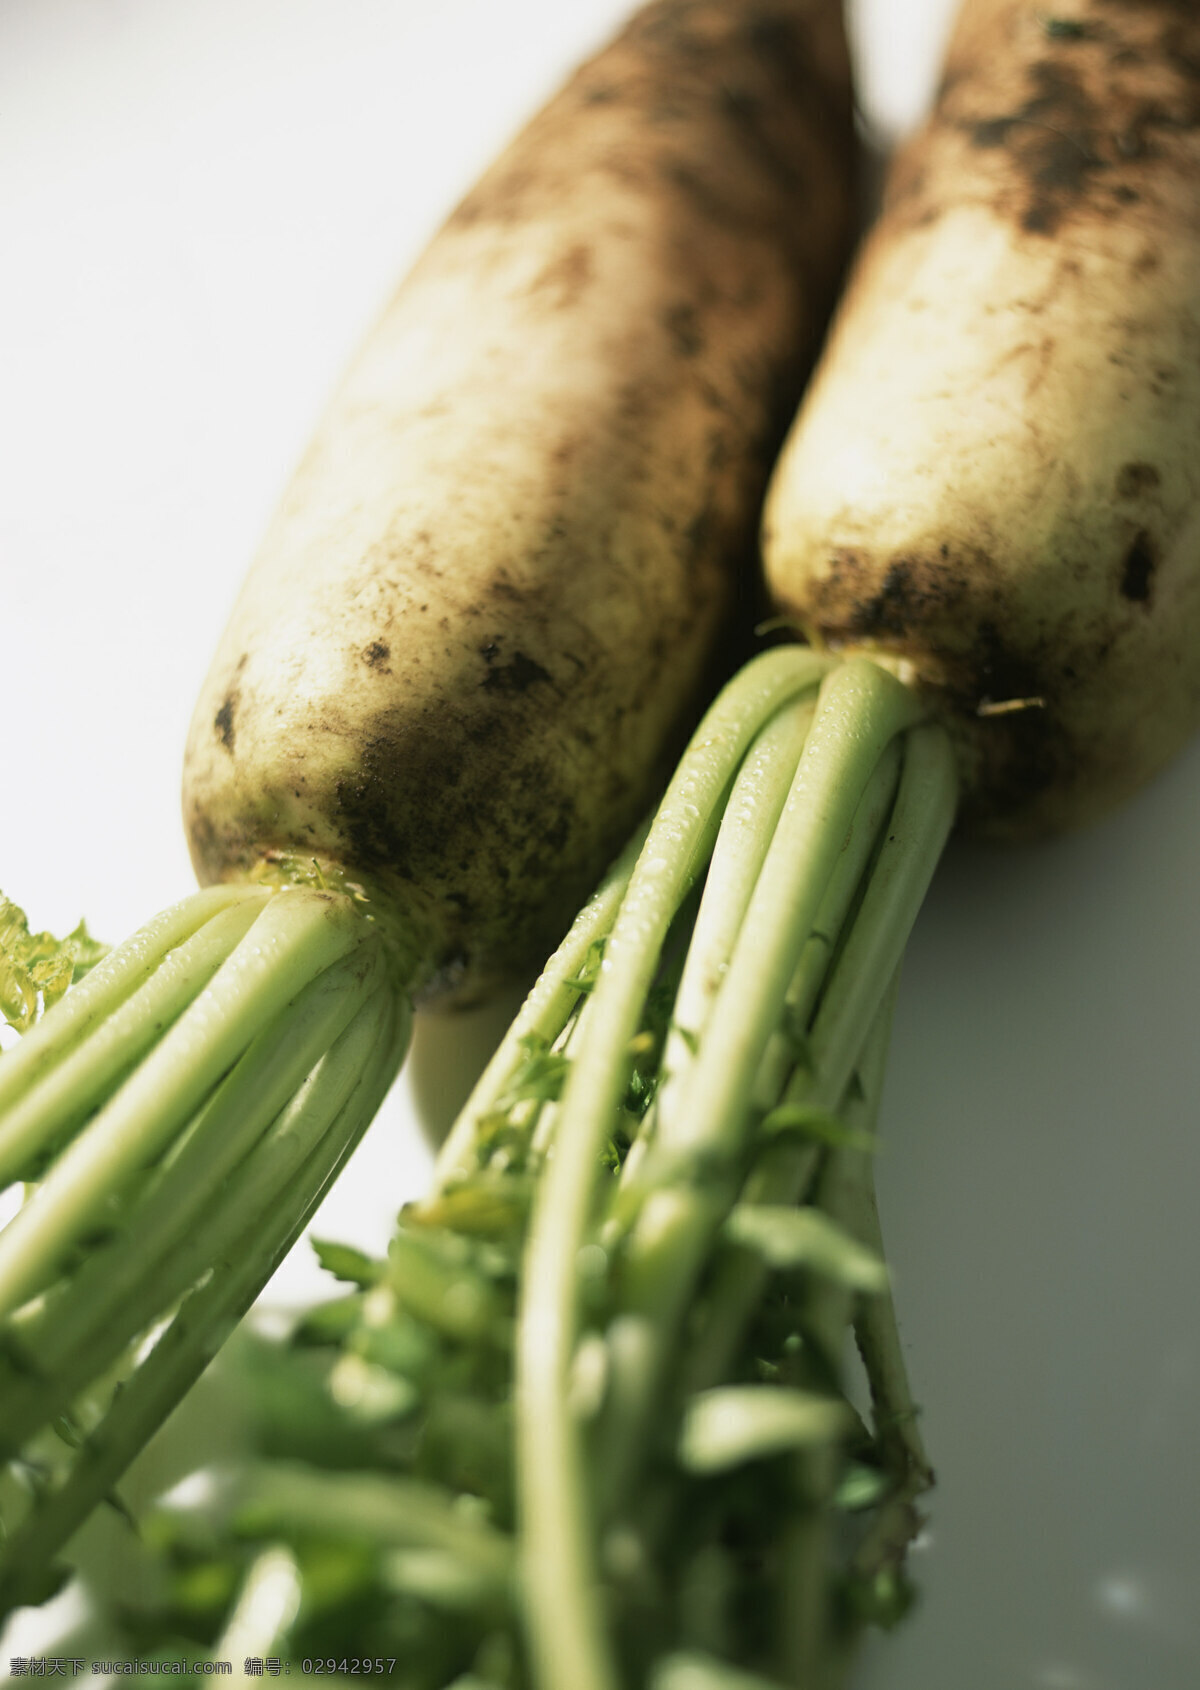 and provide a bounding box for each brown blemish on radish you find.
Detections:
[888,5,1200,242]
[480,648,554,696]
[214,696,236,752]
[662,302,703,357]
[966,60,1104,236]
[1116,461,1161,497]
[183,0,859,1004]
[531,243,594,308]
[1119,529,1157,602]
